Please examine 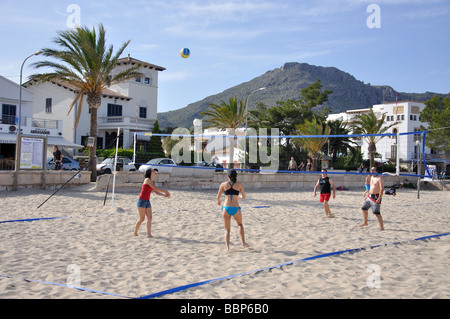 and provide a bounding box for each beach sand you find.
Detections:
[0,184,449,299]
